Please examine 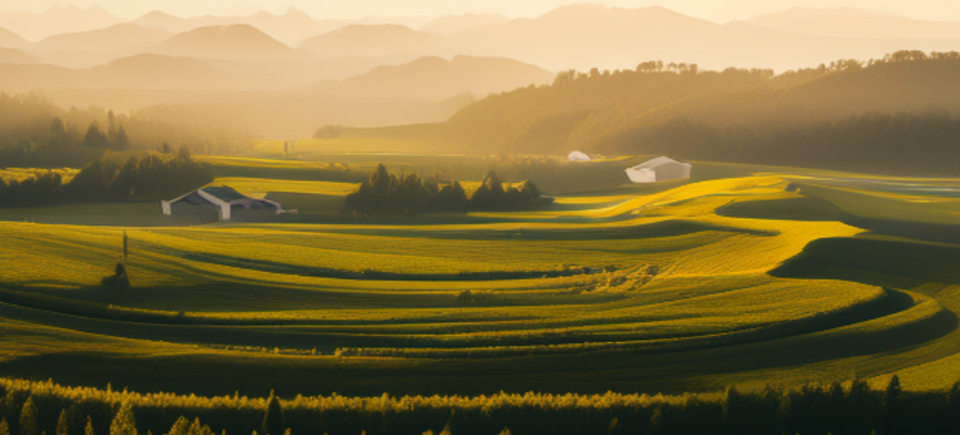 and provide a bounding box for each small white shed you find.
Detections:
[568,151,592,162]
[625,156,692,183]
